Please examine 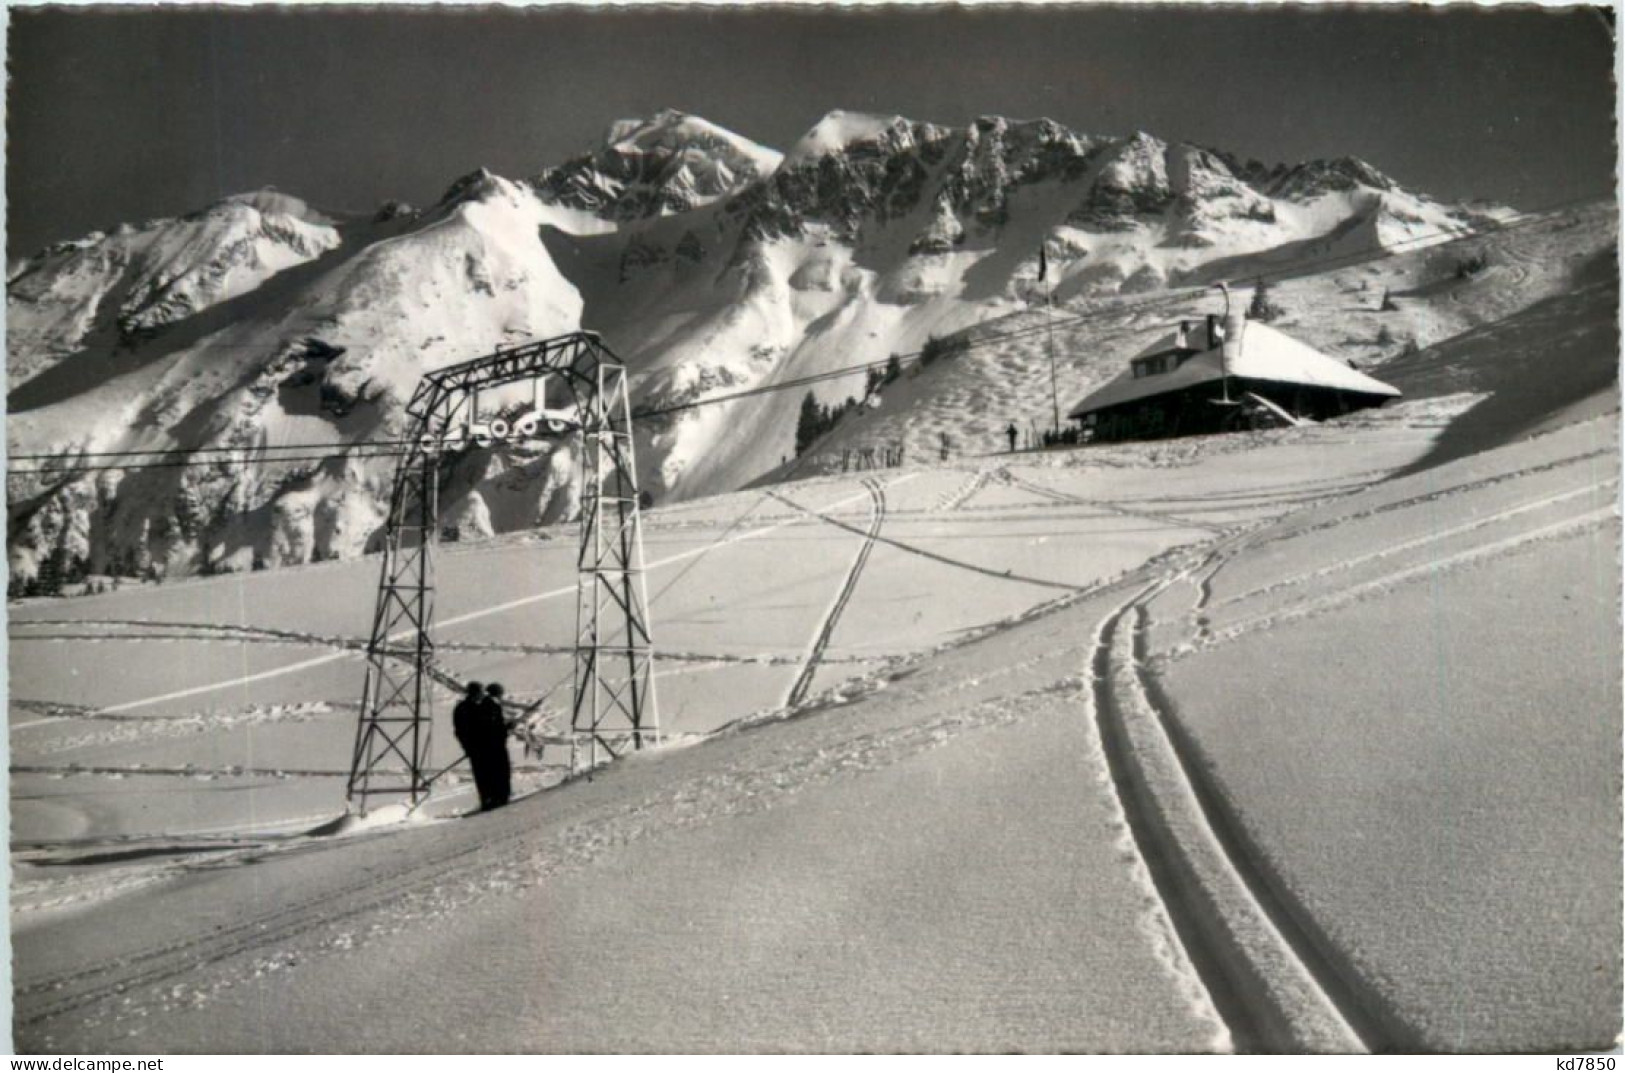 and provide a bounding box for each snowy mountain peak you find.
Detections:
[534,110,781,222]
[1269,155,1398,200]
[784,110,924,164]
[7,189,343,378]
[439,167,502,206]
[603,109,782,173]
[216,188,336,224]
